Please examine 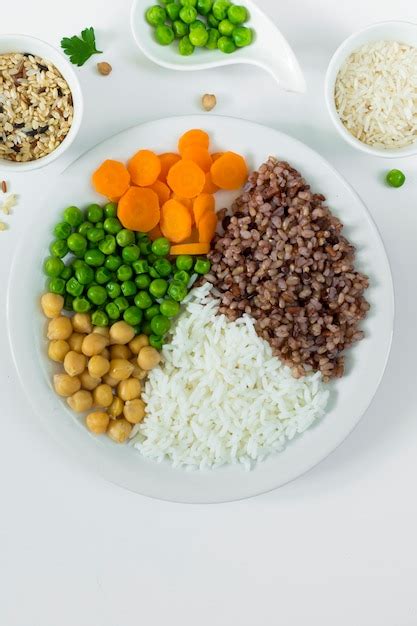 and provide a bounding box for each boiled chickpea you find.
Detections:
[109,321,135,345]
[101,347,110,360]
[130,359,148,380]
[108,358,134,381]
[67,390,93,413]
[41,292,64,318]
[103,373,119,387]
[64,351,87,377]
[110,344,132,360]
[93,384,113,407]
[53,373,81,397]
[129,334,149,355]
[107,418,132,443]
[82,333,109,357]
[47,316,73,341]
[137,346,161,371]
[72,312,92,334]
[108,396,124,419]
[80,369,101,391]
[117,378,141,401]
[93,326,110,338]
[48,339,70,362]
[88,355,110,378]
[68,333,86,352]
[85,411,109,434]
[123,398,146,424]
